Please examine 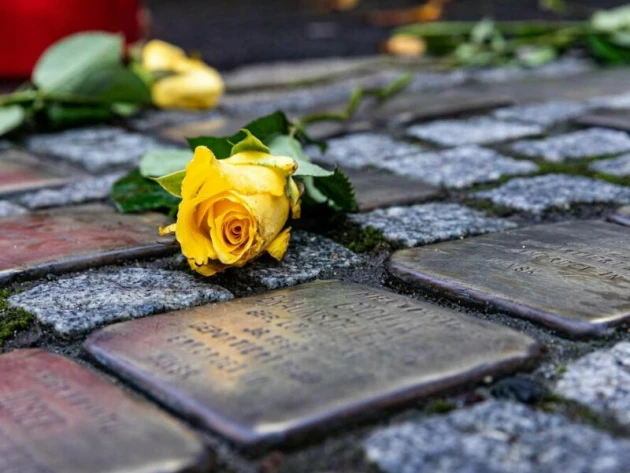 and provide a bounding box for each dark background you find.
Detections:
[146,0,628,69]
